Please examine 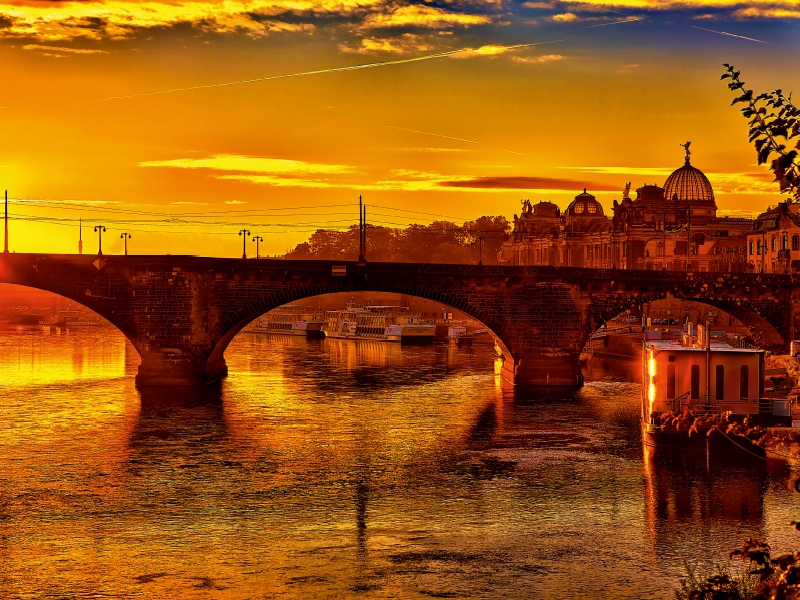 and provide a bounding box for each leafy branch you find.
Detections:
[721,64,800,201]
